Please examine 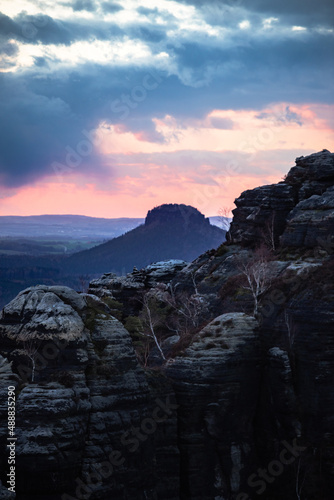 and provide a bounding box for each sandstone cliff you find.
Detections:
[0,150,333,500]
